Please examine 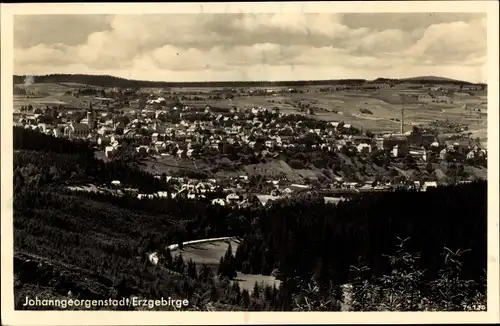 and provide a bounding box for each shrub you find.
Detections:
[347,237,486,311]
